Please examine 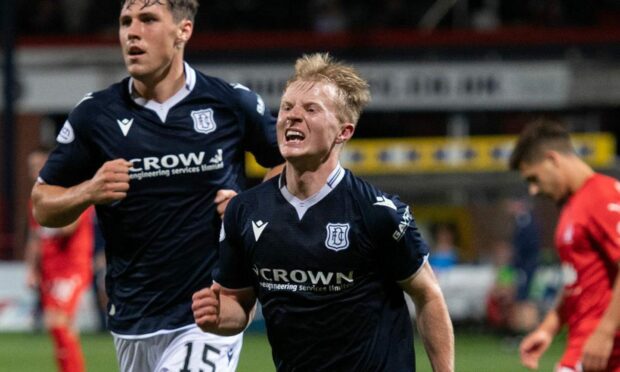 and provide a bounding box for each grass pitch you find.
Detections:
[0,329,564,371]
